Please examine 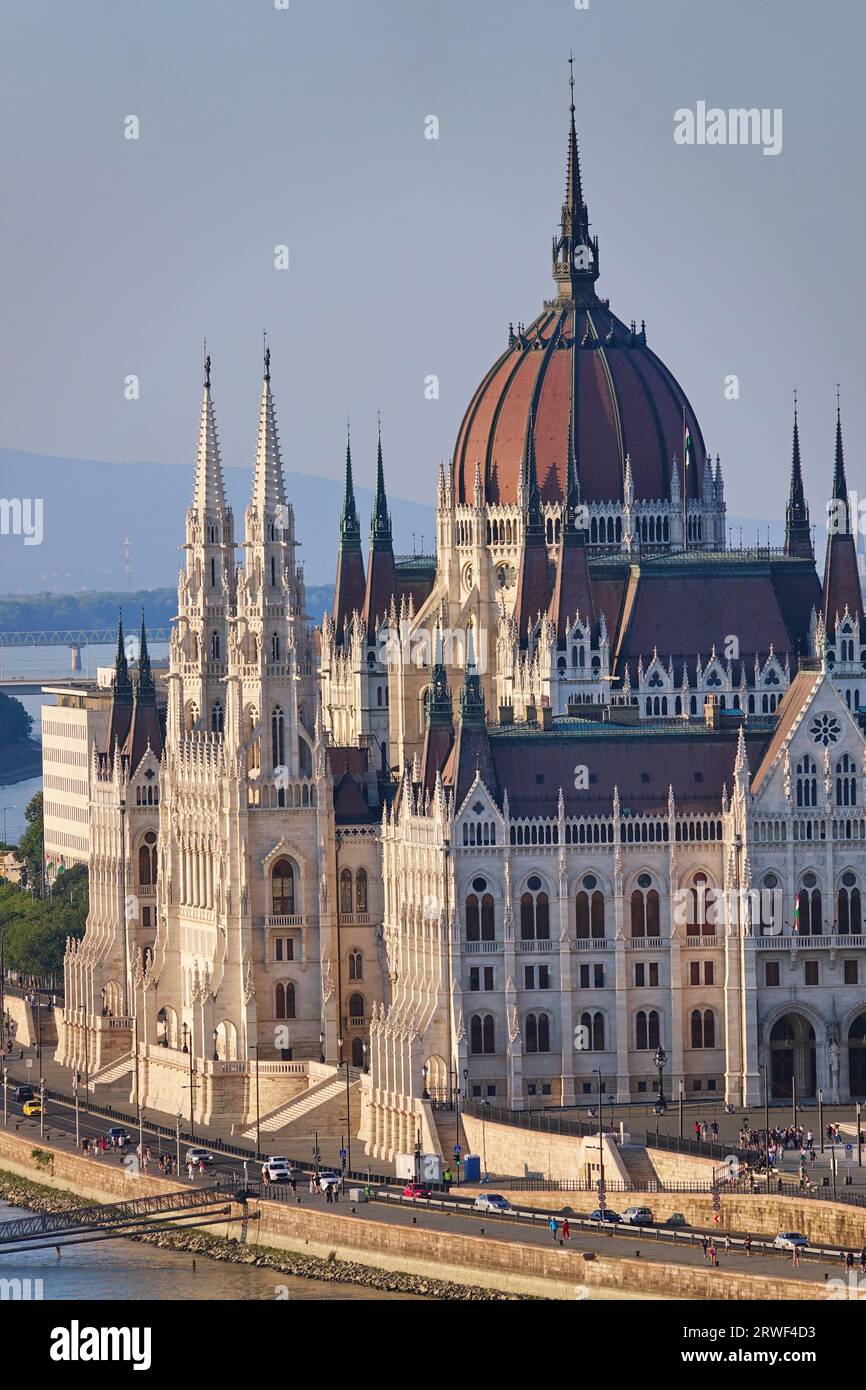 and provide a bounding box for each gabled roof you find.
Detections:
[751,667,845,793]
